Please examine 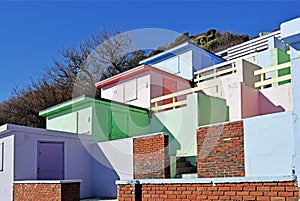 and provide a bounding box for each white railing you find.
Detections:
[194,53,257,83]
[216,30,281,60]
[254,62,291,89]
[150,80,220,112]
